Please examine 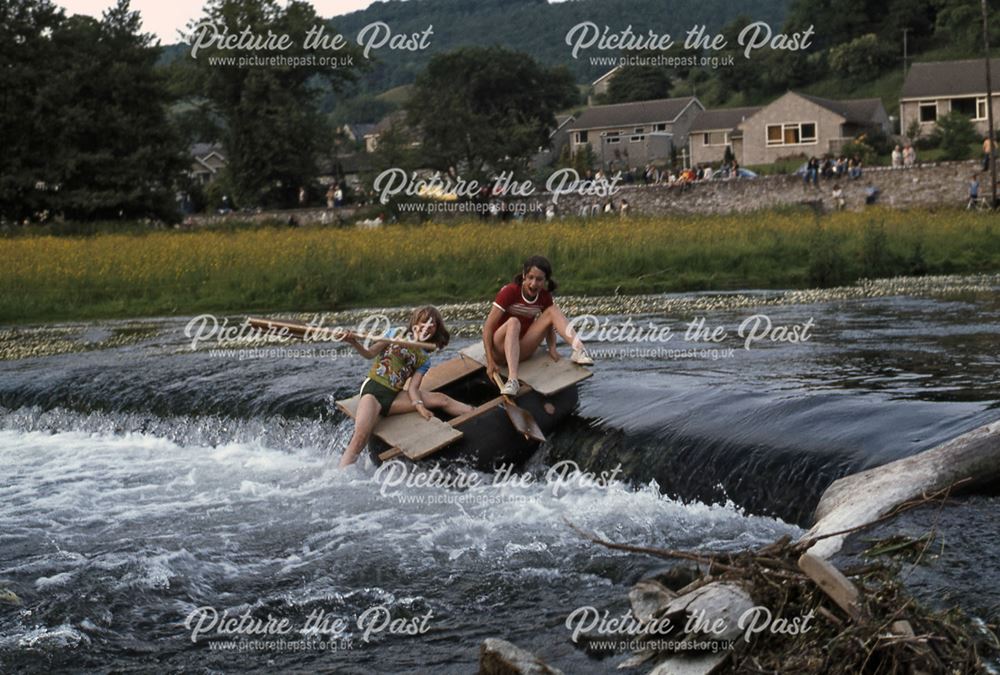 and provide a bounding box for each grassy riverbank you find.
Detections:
[2,208,998,323]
